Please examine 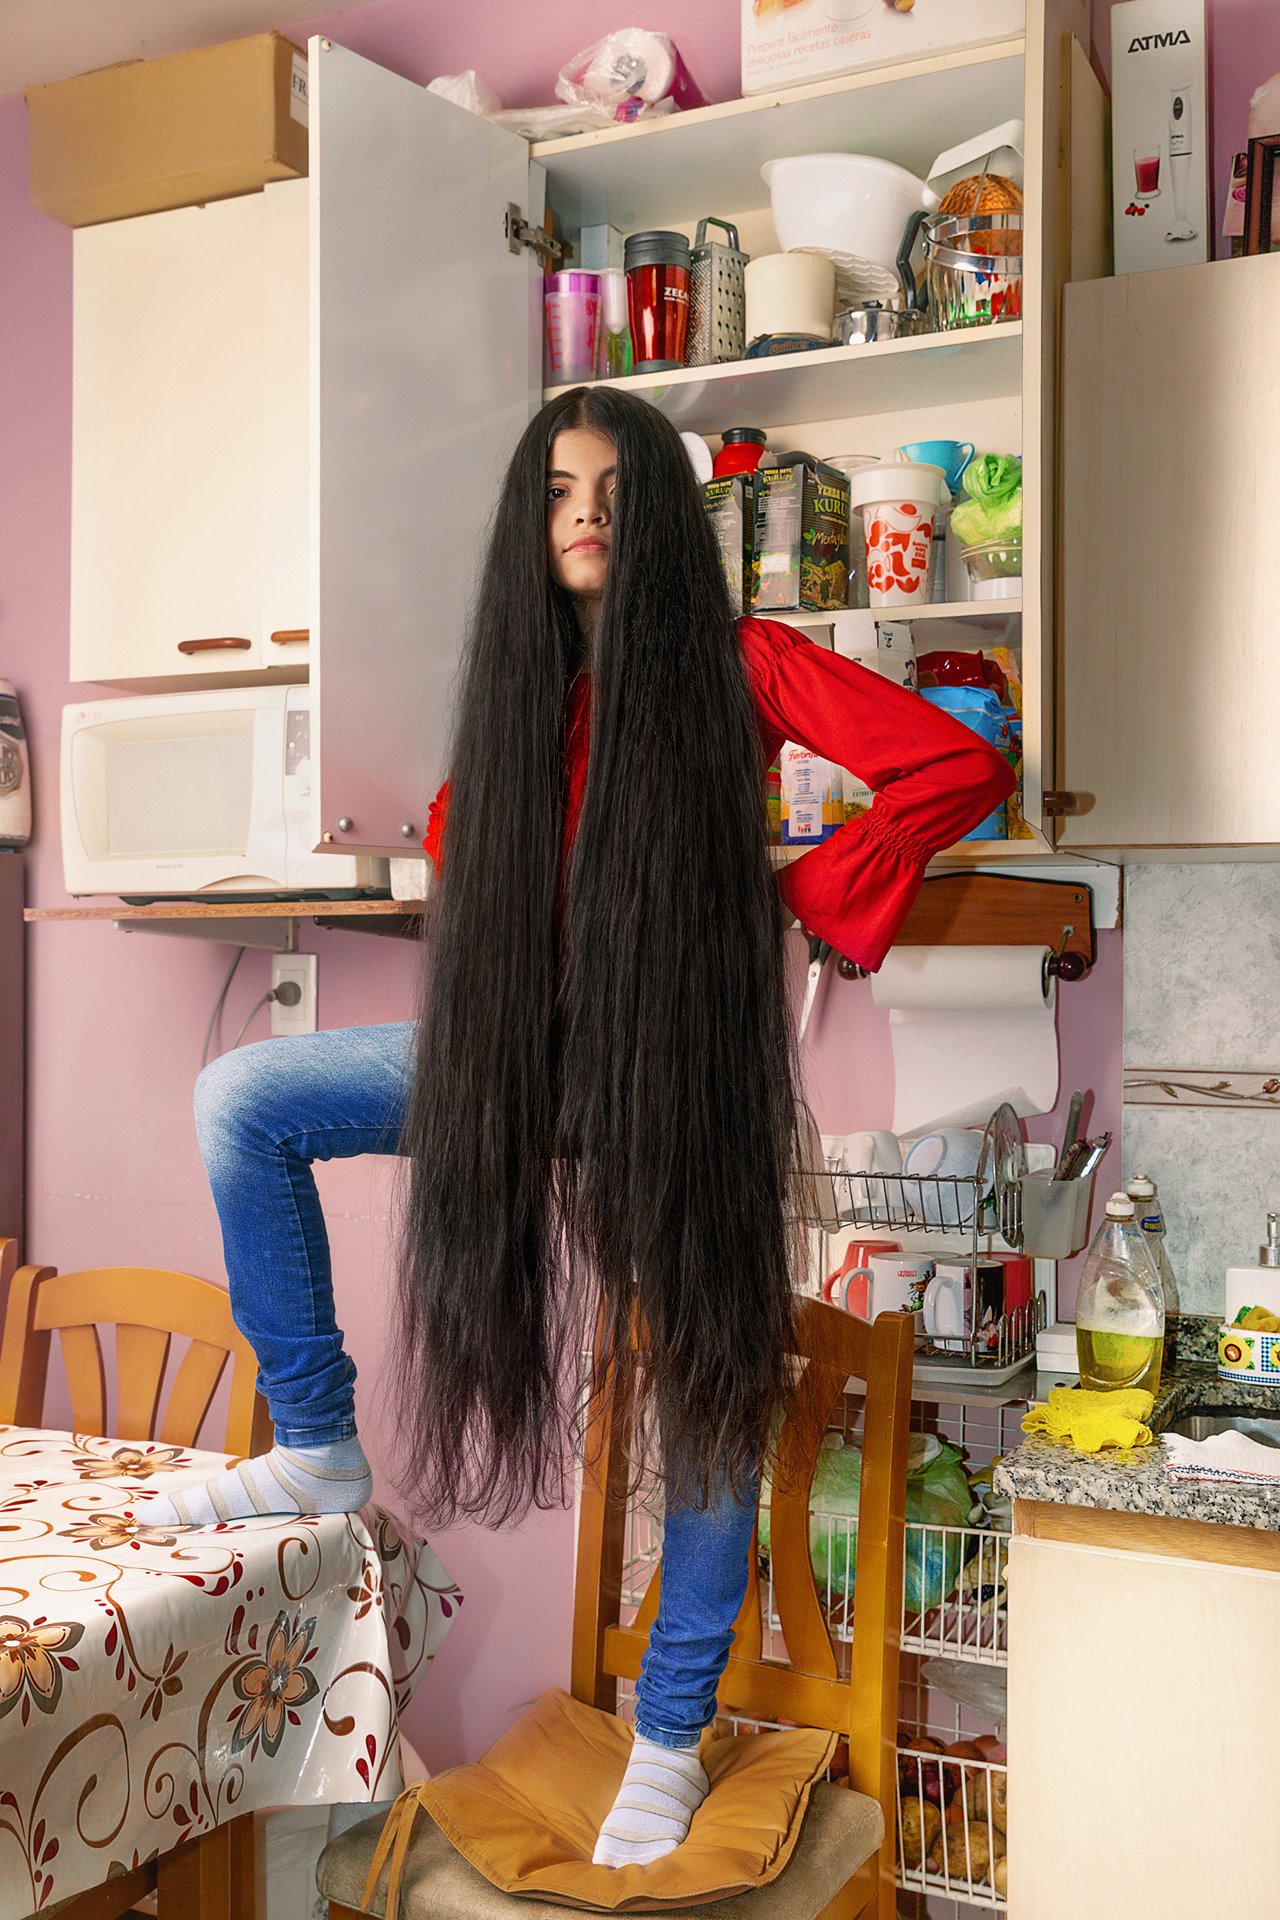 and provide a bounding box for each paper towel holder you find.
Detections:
[834,873,1096,981]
